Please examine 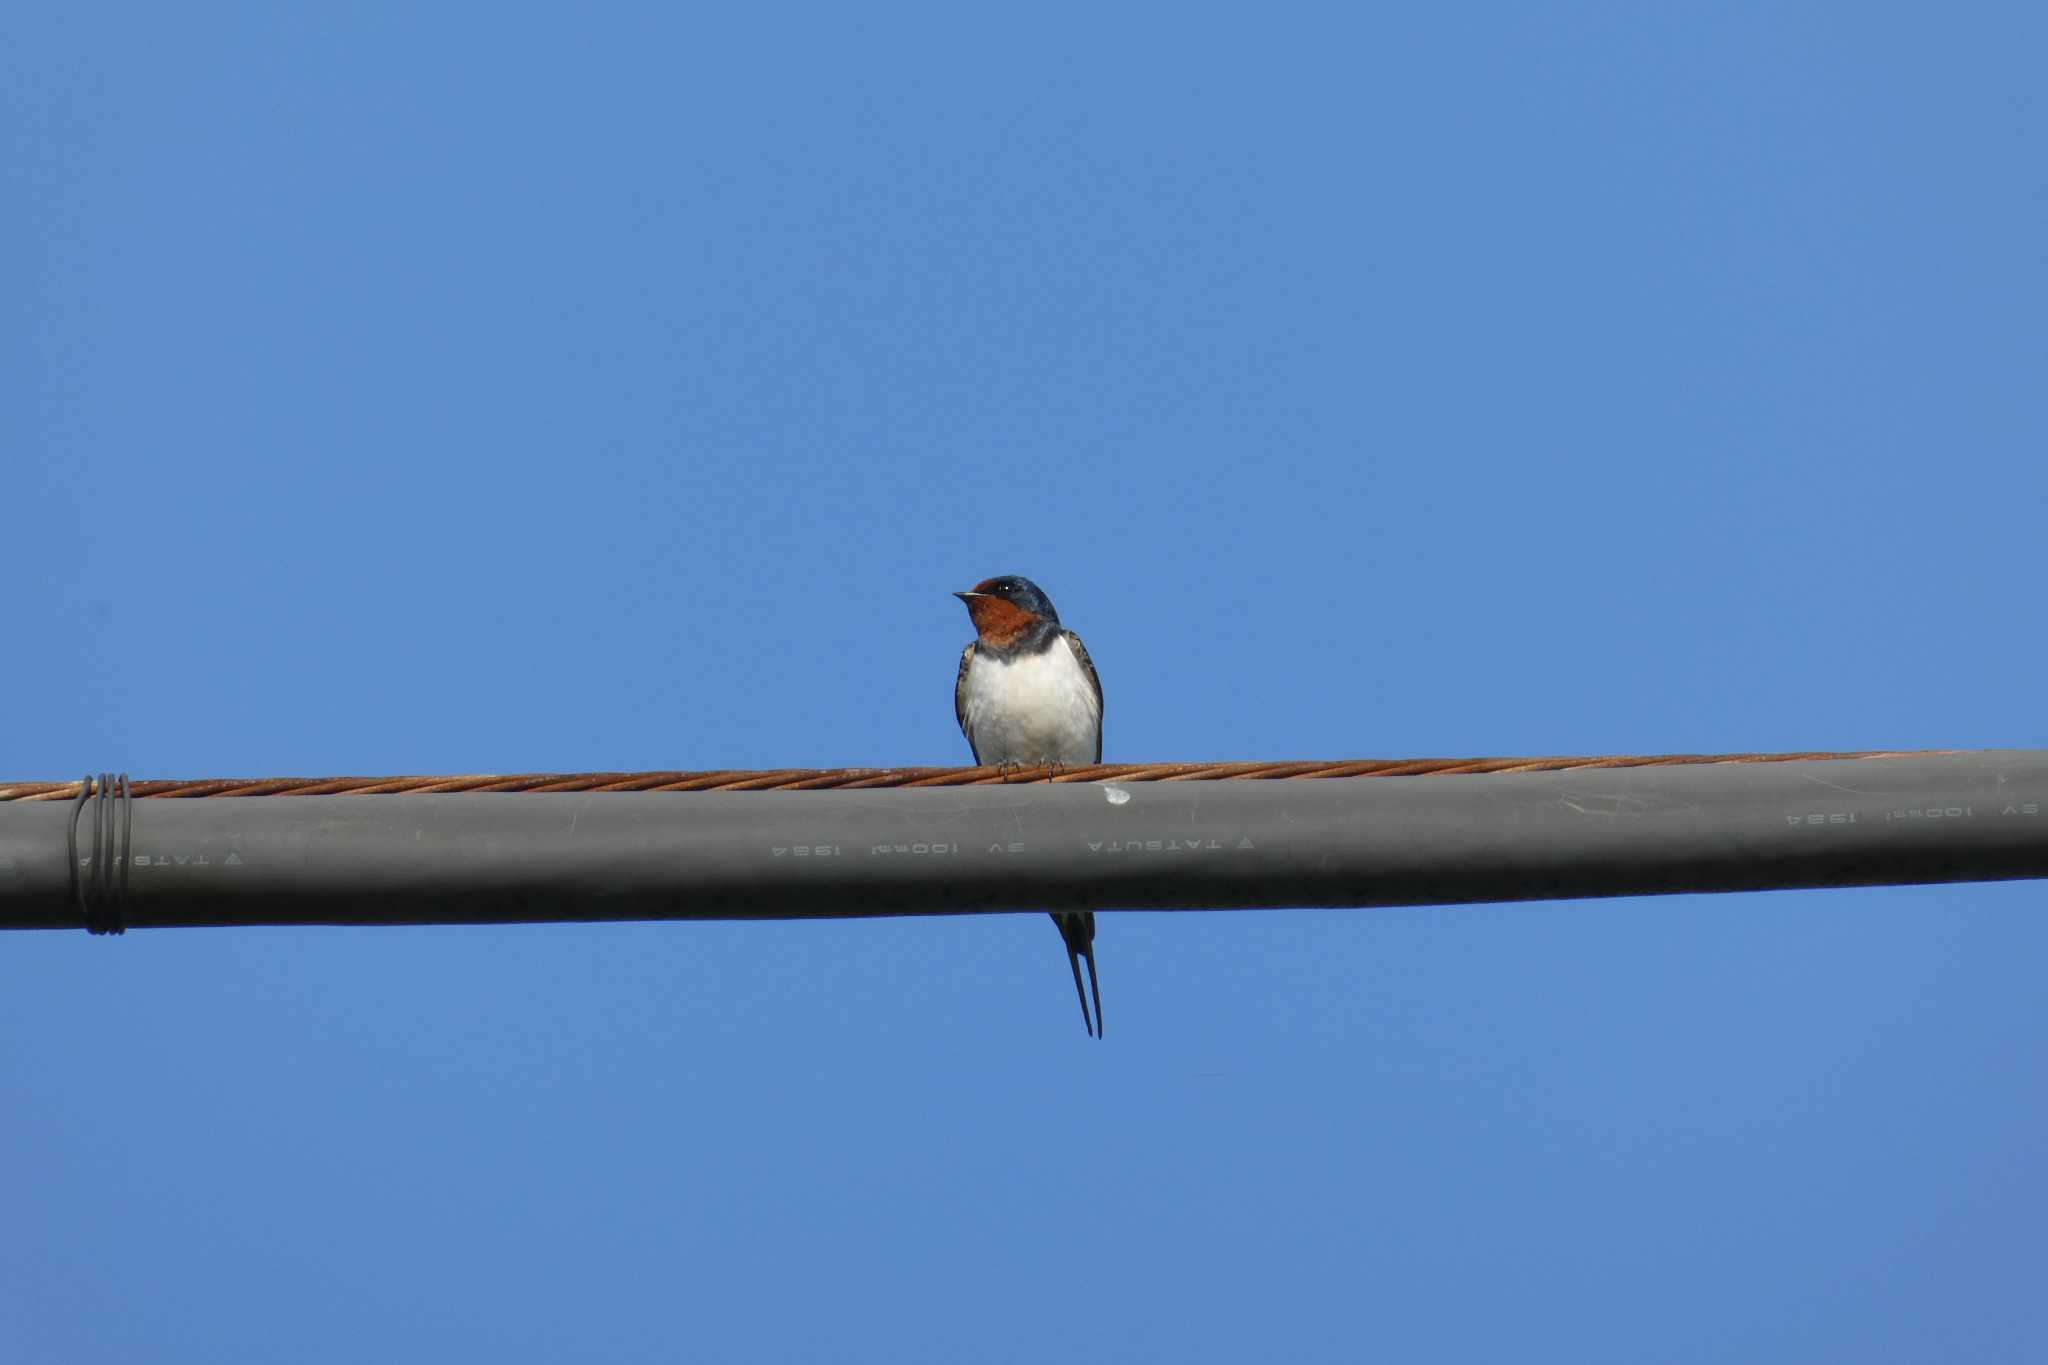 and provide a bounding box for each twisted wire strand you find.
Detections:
[0,751,1947,802]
